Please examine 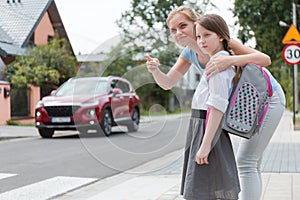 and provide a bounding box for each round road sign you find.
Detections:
[282,44,300,65]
